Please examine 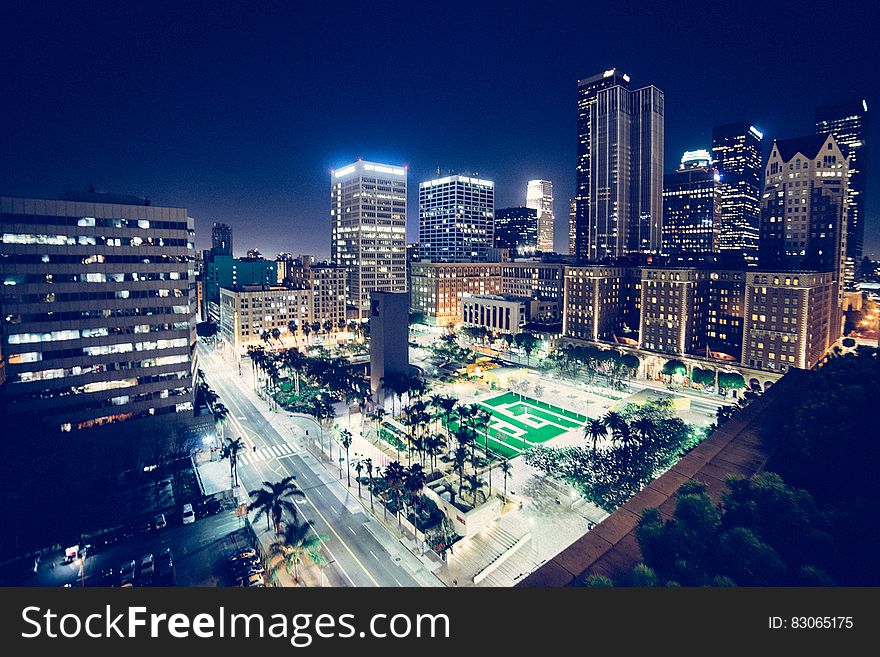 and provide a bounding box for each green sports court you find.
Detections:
[448,392,587,459]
